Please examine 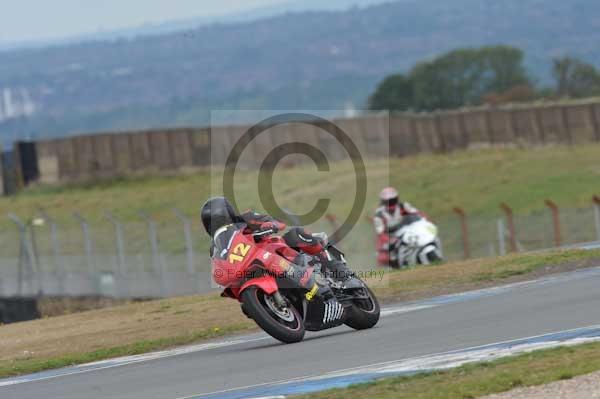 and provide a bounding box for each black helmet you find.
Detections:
[201,197,238,236]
